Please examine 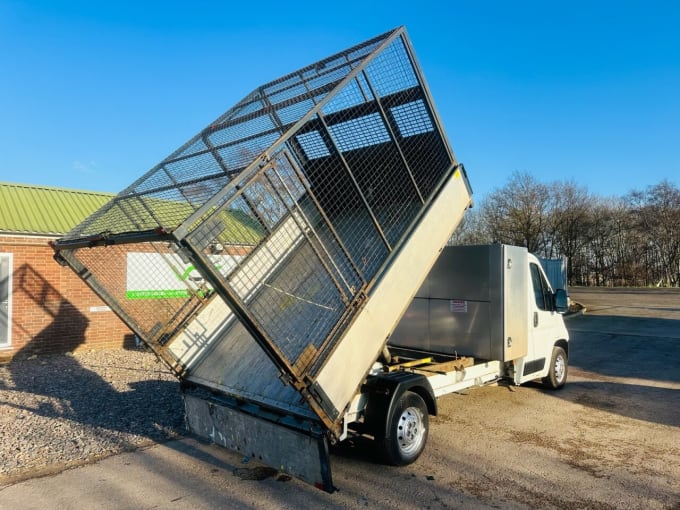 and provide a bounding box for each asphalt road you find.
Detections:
[1,288,679,509]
